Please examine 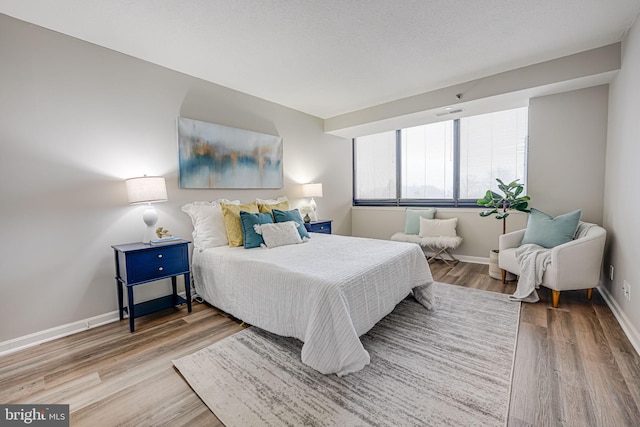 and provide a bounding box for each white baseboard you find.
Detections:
[0,291,193,356]
[456,255,489,265]
[597,285,640,356]
[0,310,121,356]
